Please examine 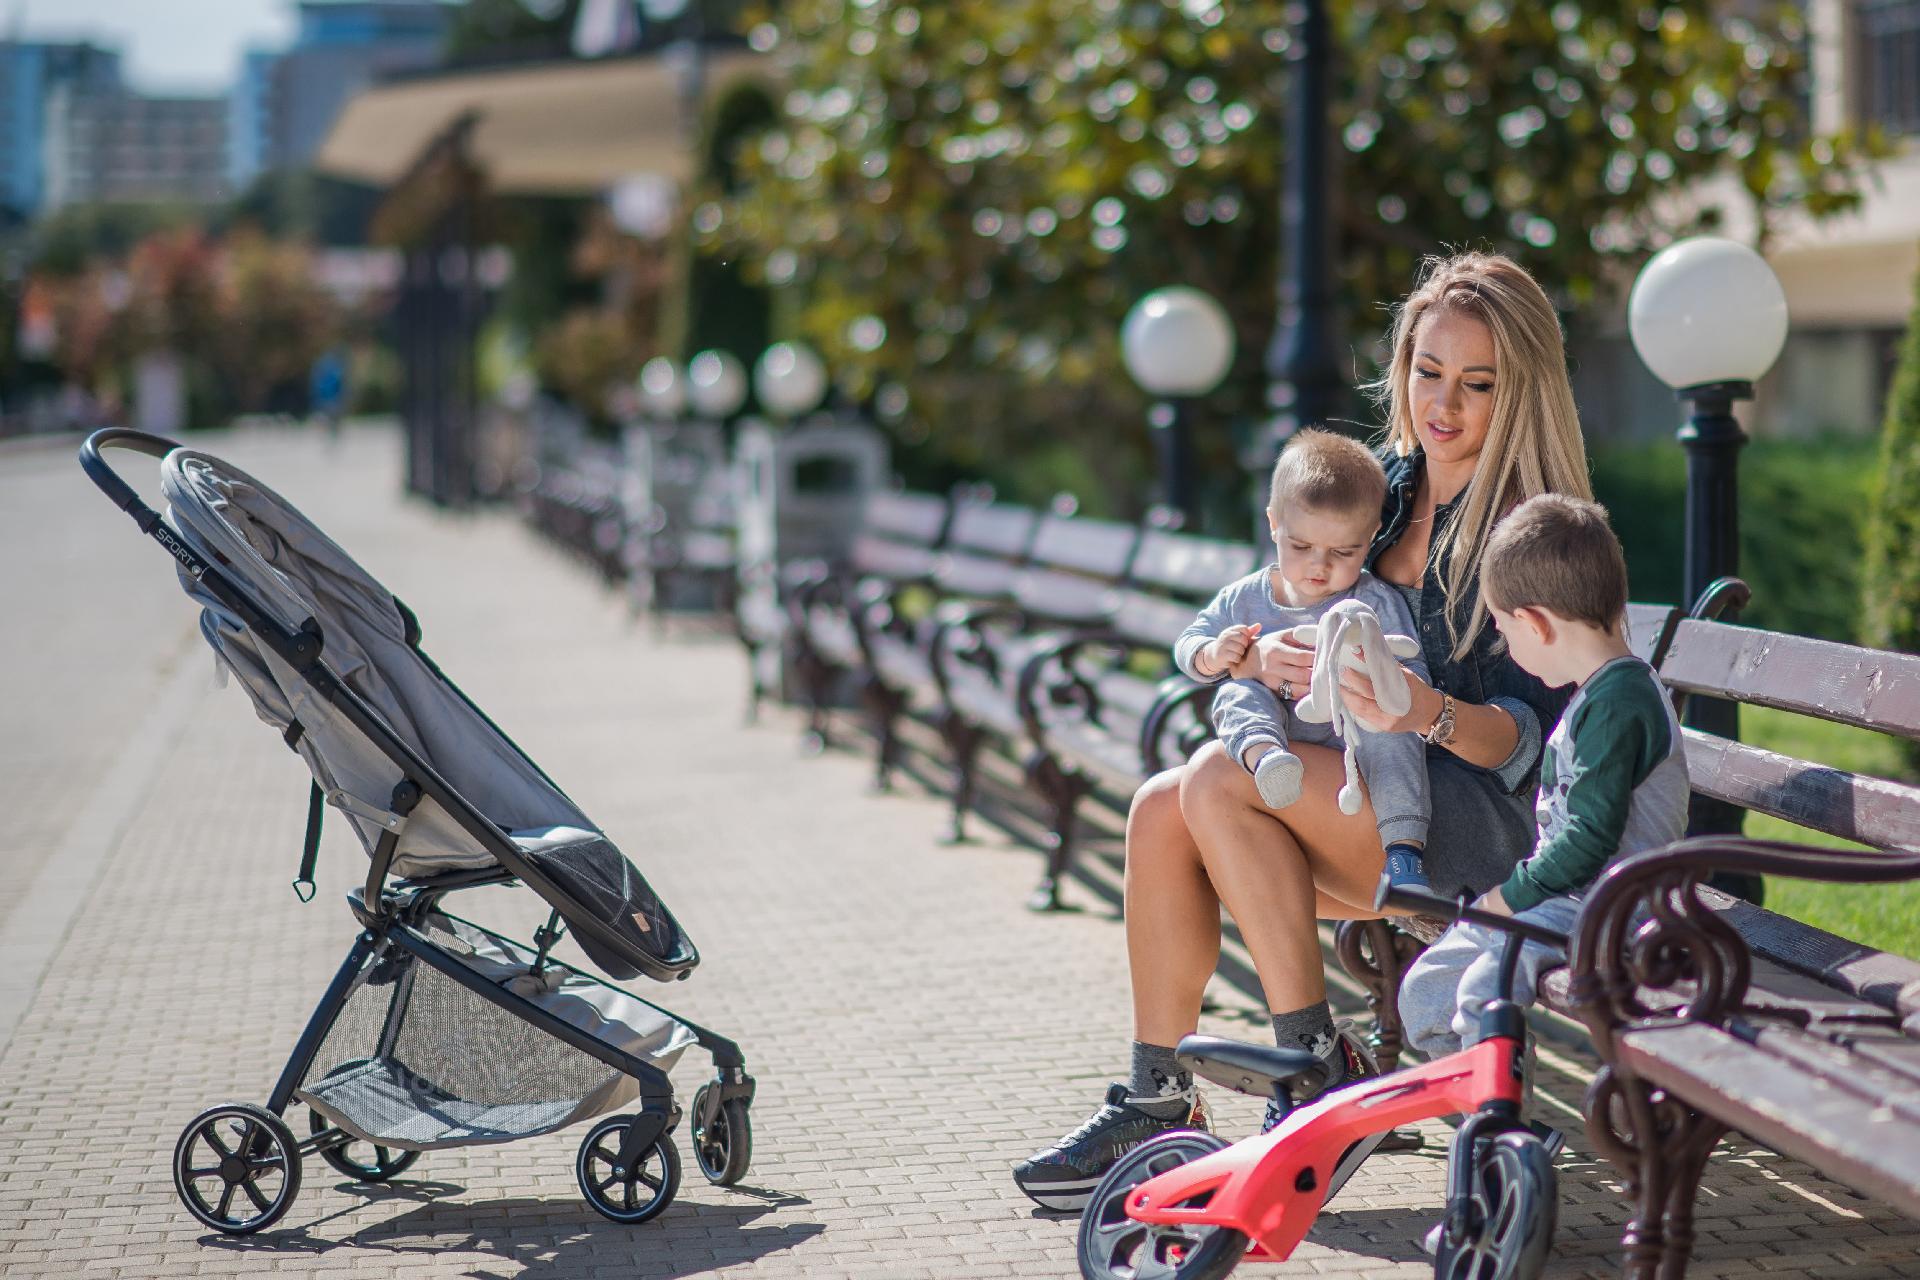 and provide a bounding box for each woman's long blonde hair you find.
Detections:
[1372,251,1593,661]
